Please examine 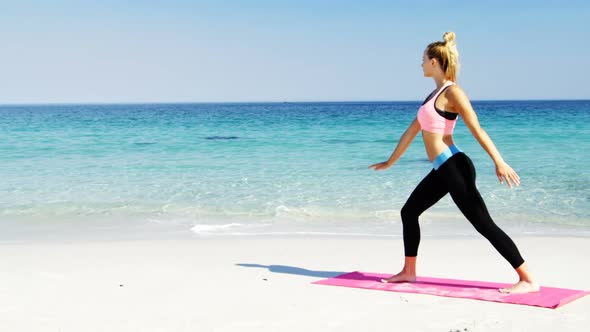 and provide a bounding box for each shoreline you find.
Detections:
[2,216,590,246]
